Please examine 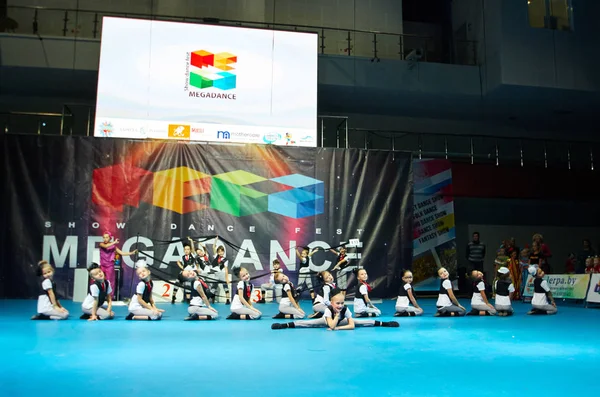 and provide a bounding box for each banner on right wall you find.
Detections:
[411,159,456,291]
